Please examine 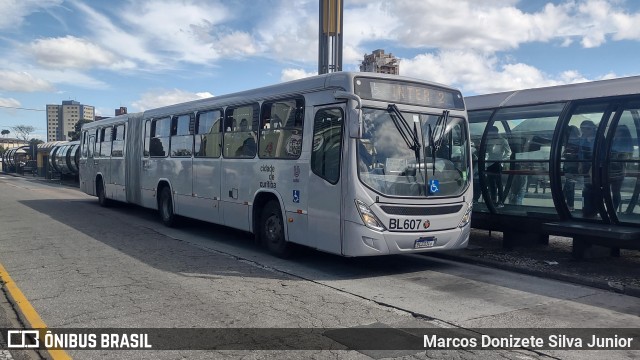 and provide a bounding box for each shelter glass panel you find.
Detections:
[608,103,640,225]
[485,103,564,217]
[562,103,610,219]
[468,110,493,212]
